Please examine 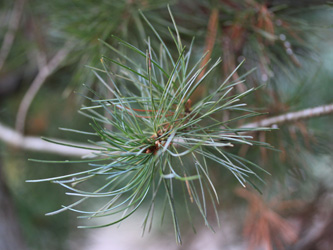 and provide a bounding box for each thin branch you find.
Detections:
[0,0,26,70]
[241,103,333,129]
[1,103,333,157]
[15,42,73,133]
[0,122,94,157]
